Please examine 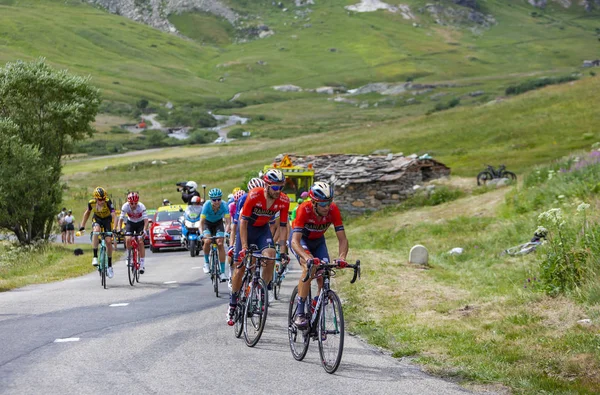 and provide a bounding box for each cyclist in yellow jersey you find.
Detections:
[79,187,118,278]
